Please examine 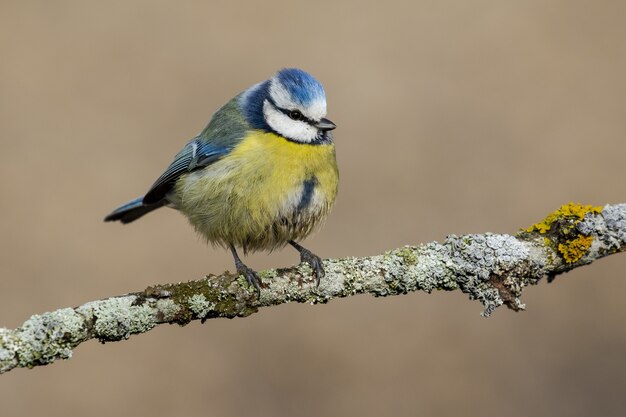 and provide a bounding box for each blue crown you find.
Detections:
[275,68,326,106]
